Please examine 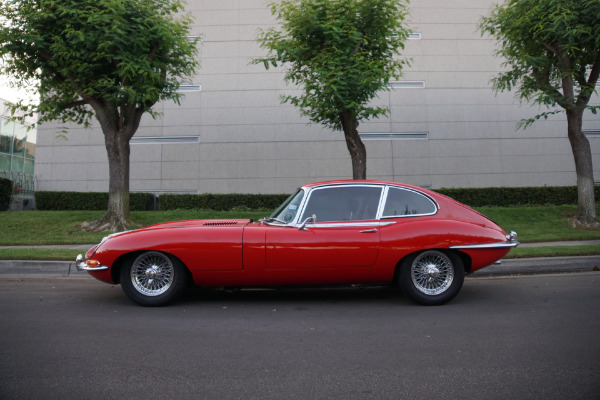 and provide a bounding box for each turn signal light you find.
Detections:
[87,260,100,267]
